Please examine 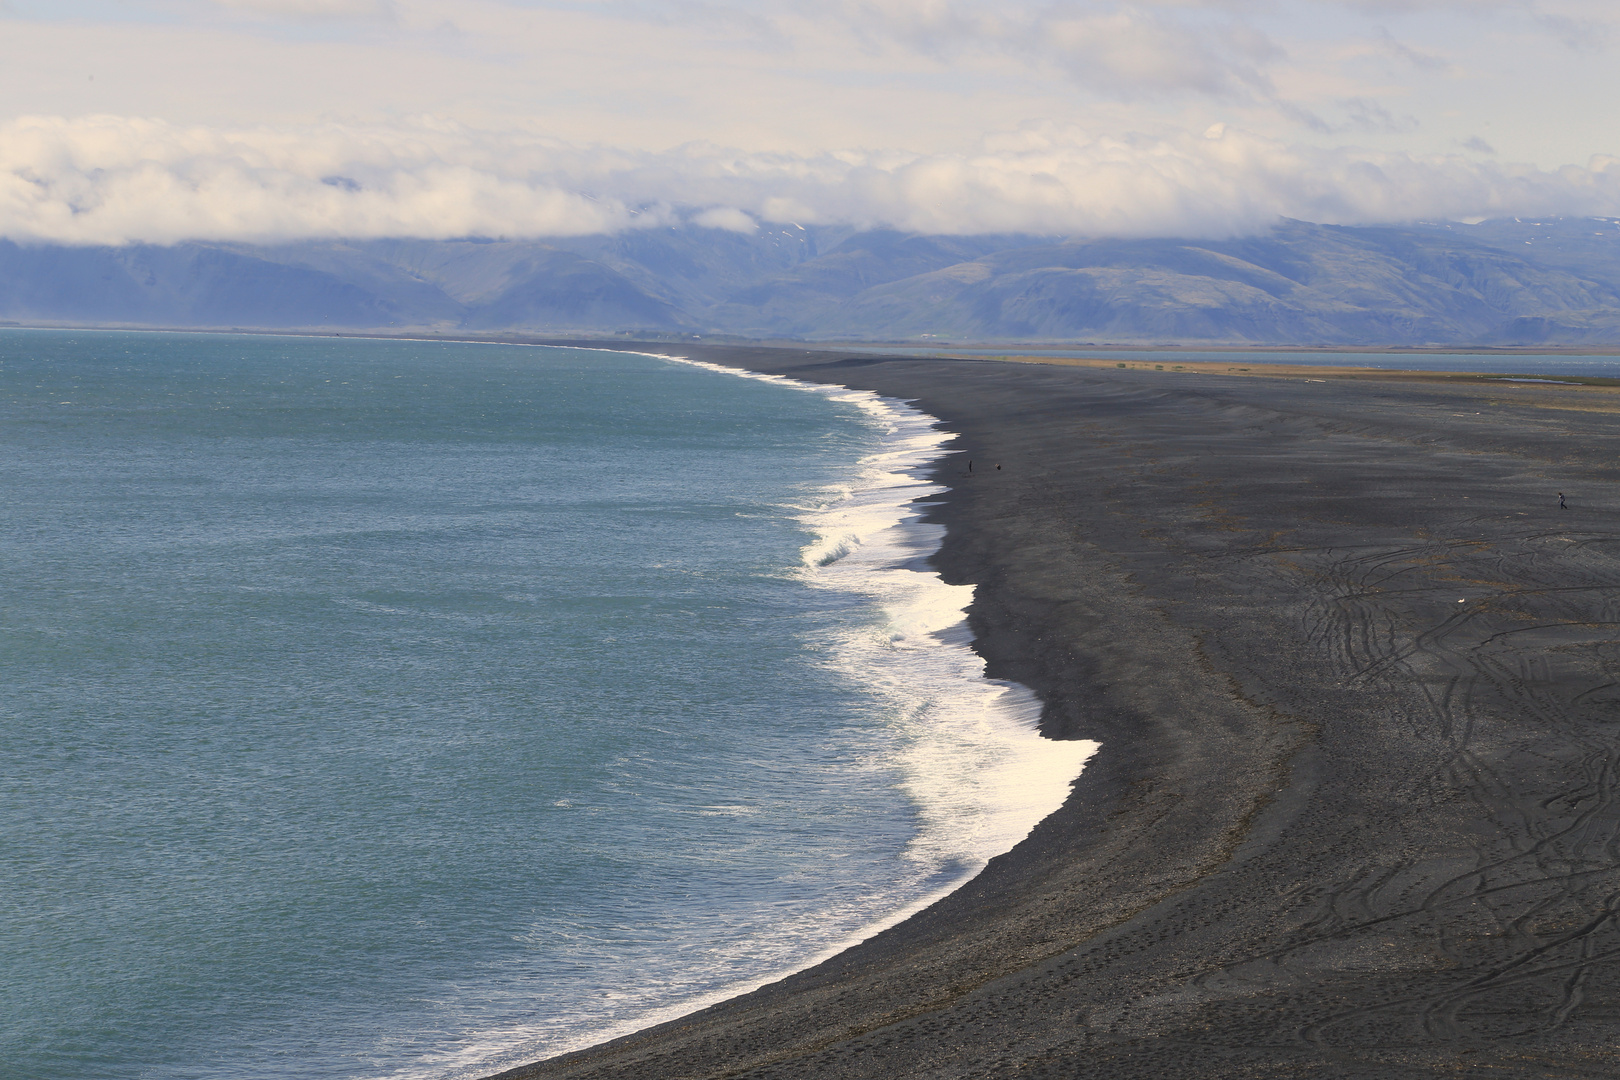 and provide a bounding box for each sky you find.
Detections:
[0,0,1617,243]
